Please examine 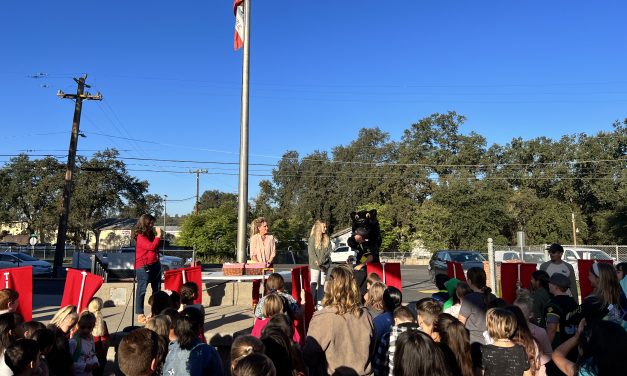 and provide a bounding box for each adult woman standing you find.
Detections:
[250,217,276,267]
[303,265,375,375]
[308,220,332,305]
[134,214,162,320]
